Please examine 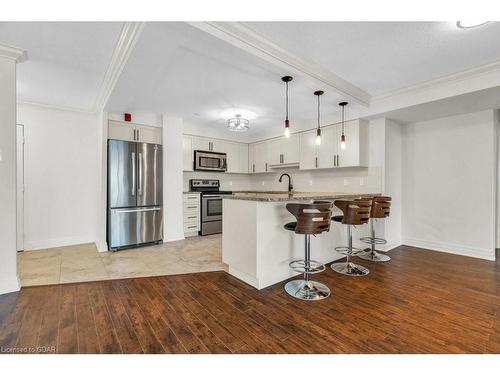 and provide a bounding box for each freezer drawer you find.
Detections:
[108,206,163,249]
